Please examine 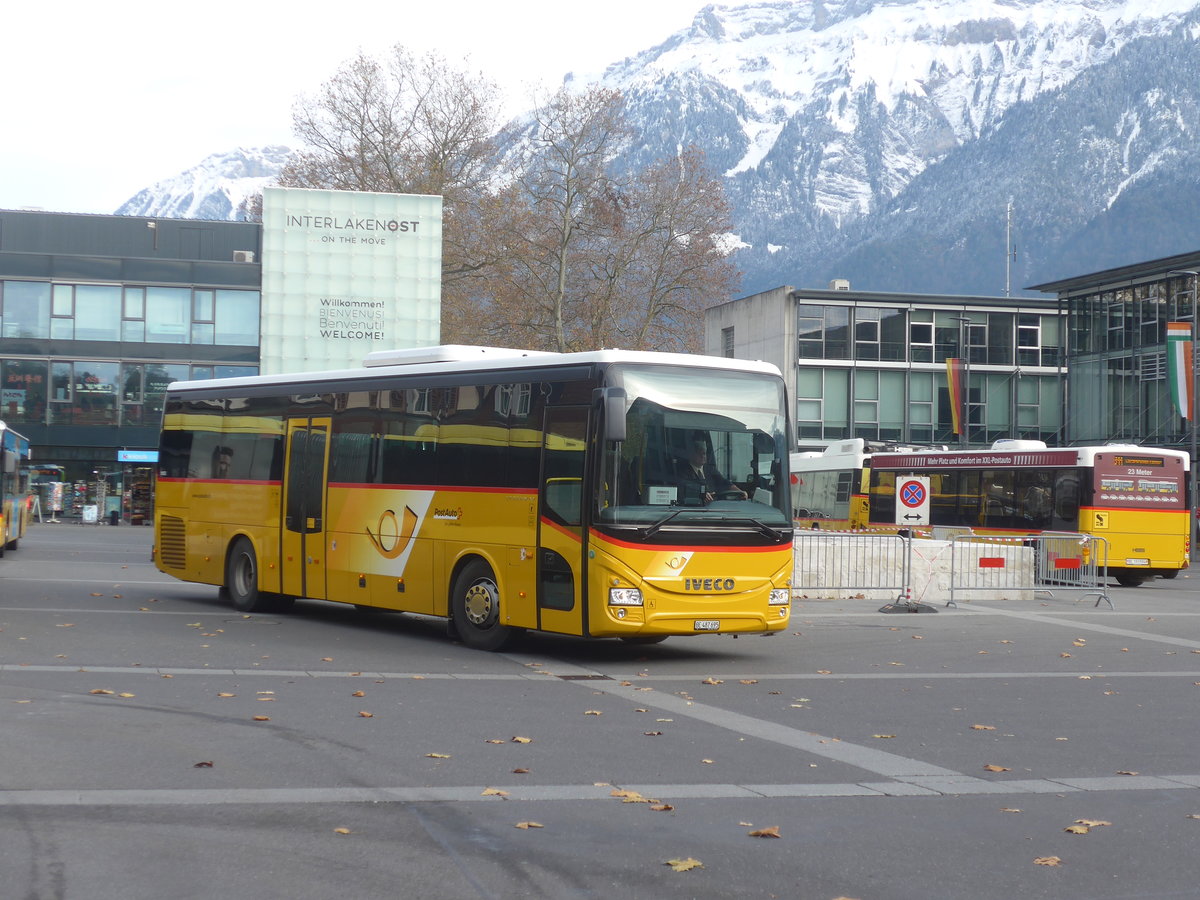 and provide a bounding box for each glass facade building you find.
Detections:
[705,285,1066,448]
[0,210,263,492]
[1032,250,1200,450]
